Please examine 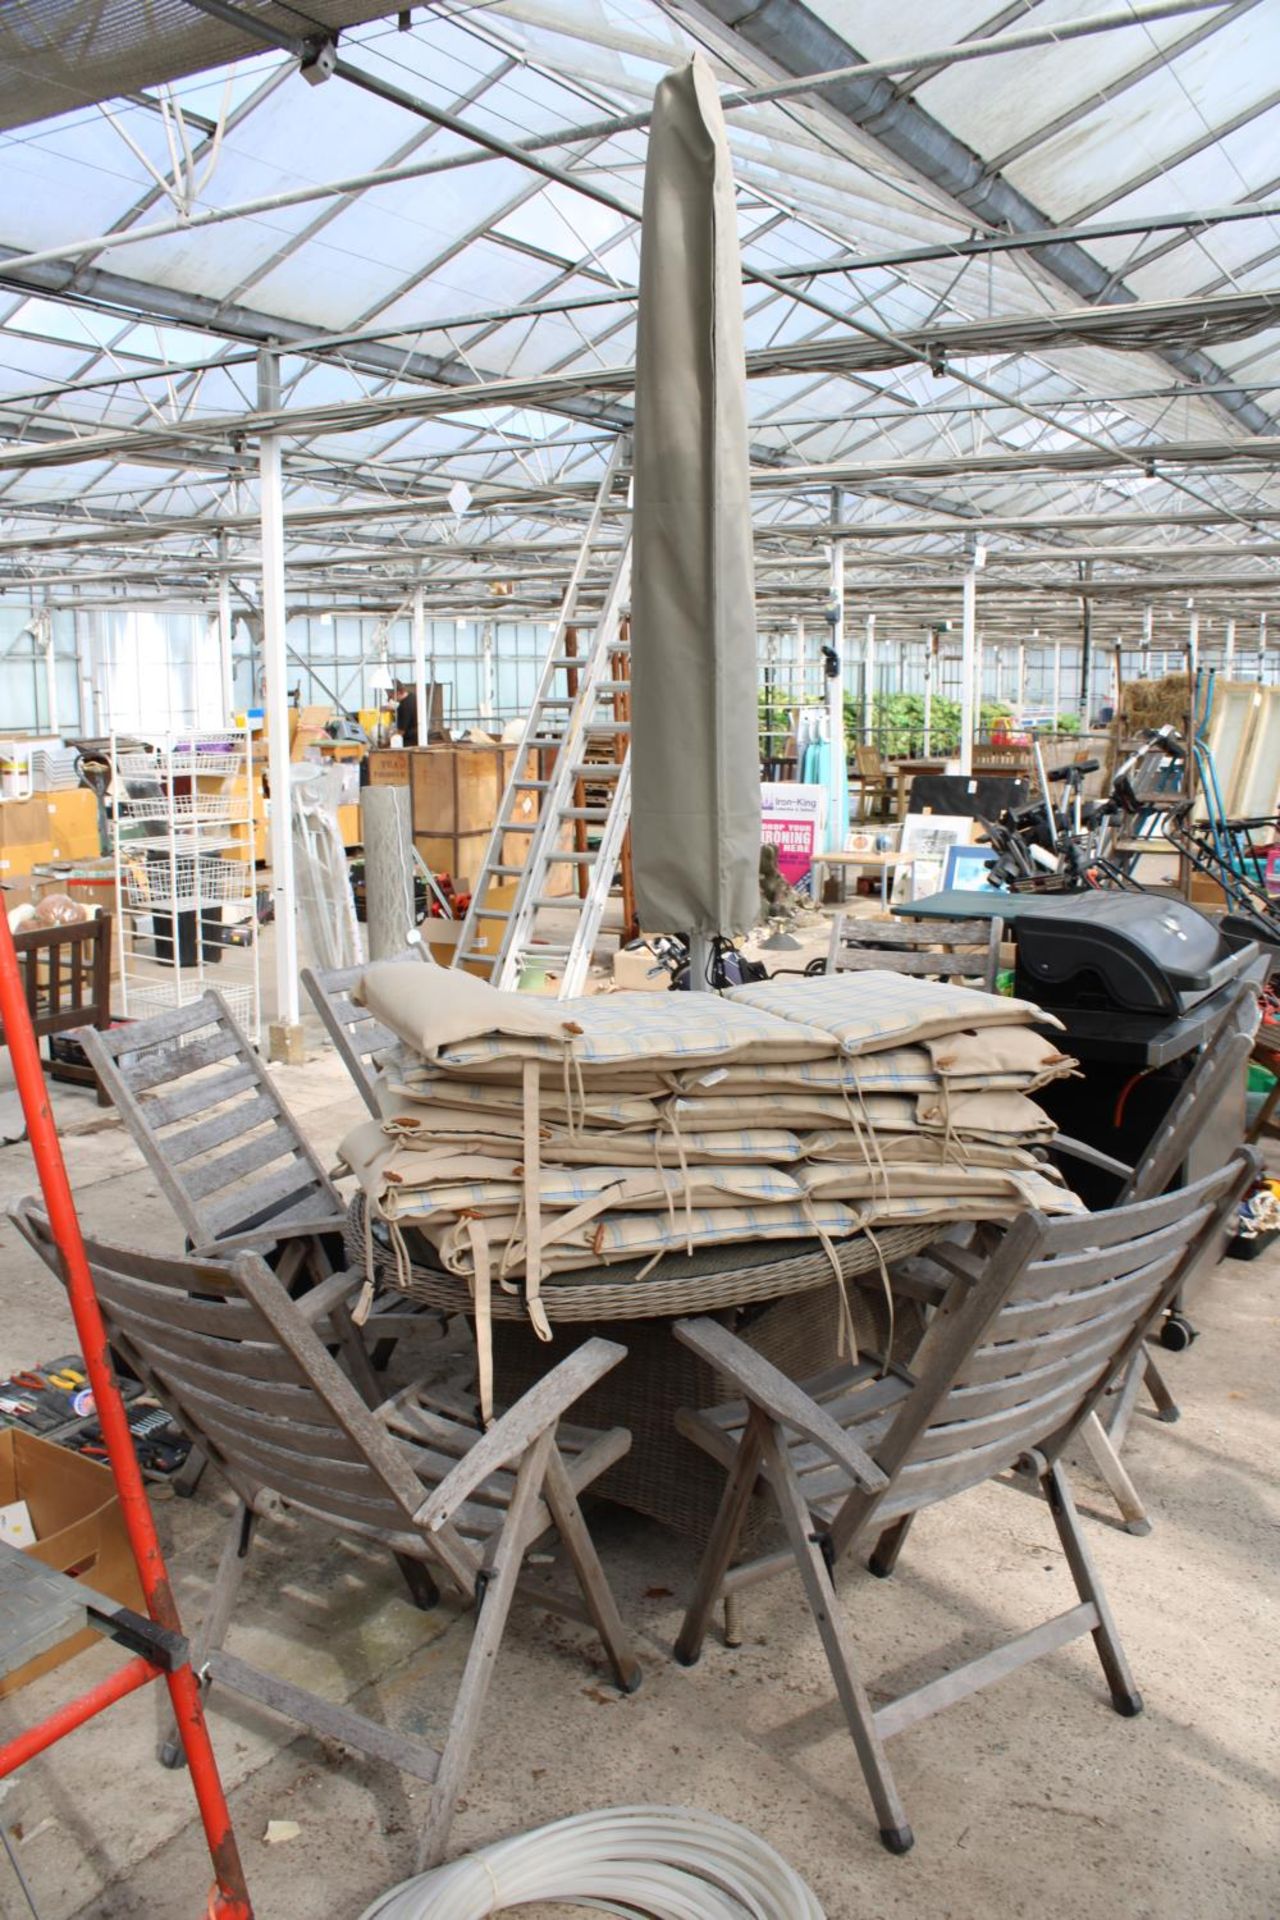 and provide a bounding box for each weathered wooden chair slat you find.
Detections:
[672,1150,1253,1855]
[10,1202,640,1870]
